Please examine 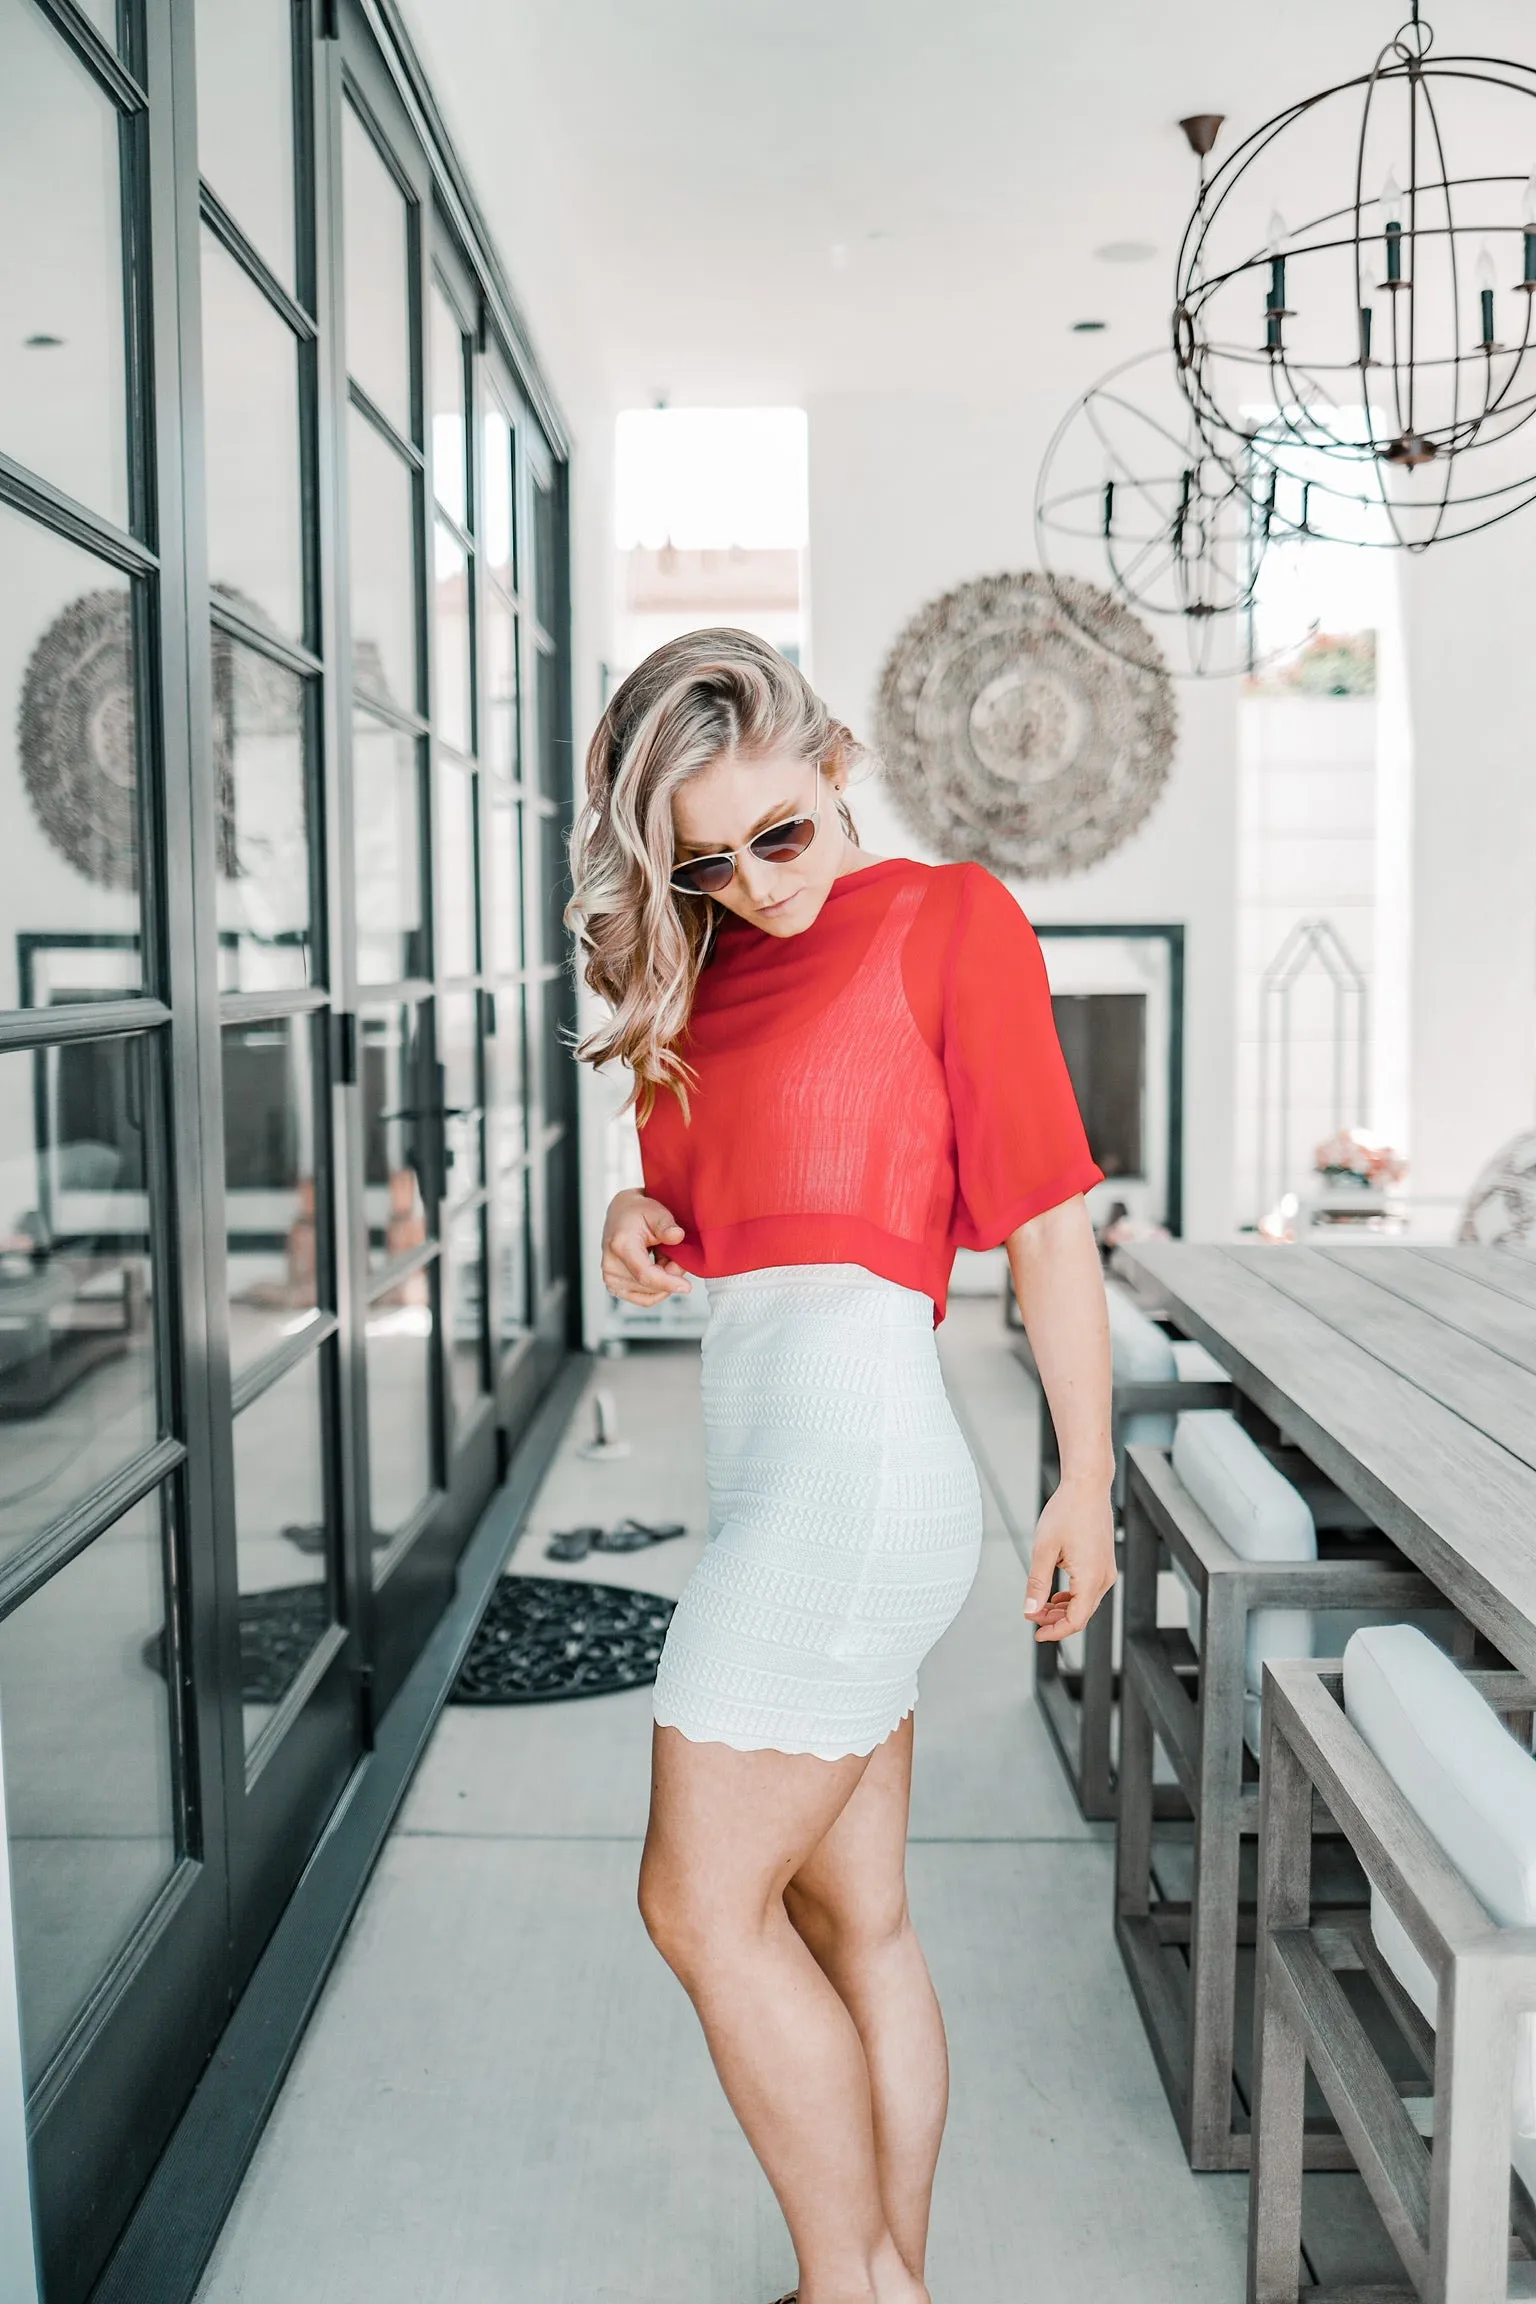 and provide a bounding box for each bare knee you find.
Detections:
[784,1873,911,1970]
[638,1851,747,1983]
